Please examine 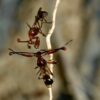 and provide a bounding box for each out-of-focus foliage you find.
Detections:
[0,0,100,100]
